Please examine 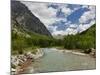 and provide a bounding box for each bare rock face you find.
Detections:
[11,1,52,37]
